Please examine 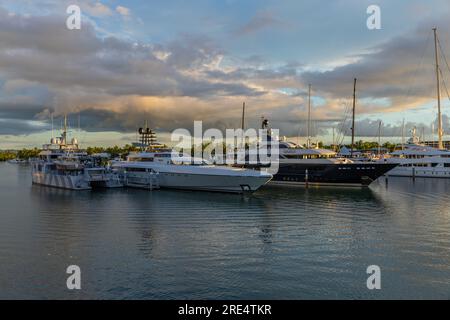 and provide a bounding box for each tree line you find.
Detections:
[0,140,401,162]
